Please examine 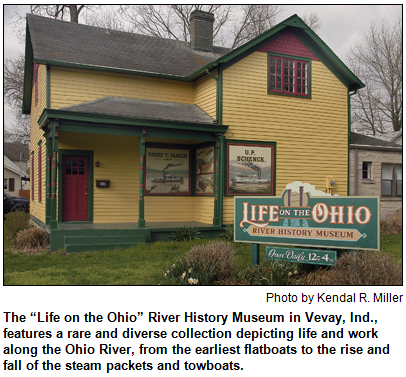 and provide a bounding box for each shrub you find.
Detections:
[220,223,234,242]
[186,240,236,280]
[236,260,298,285]
[171,227,201,241]
[164,259,217,286]
[4,211,30,244]
[325,250,402,285]
[381,208,402,235]
[16,227,49,250]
